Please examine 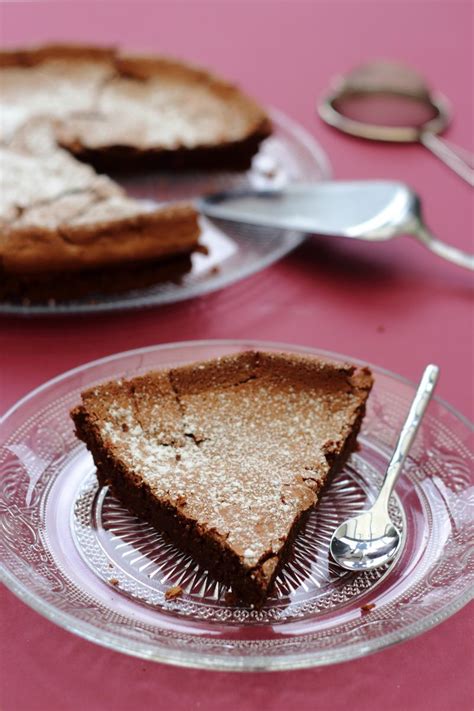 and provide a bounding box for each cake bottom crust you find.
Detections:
[0,253,194,303]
